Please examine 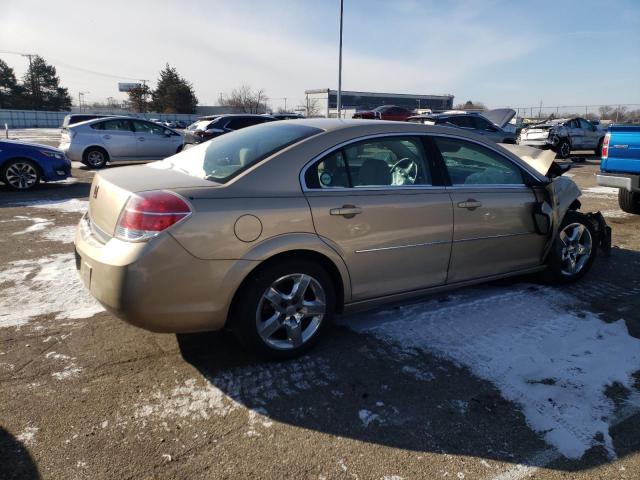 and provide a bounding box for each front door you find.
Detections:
[131,120,178,159]
[433,136,546,283]
[94,119,136,159]
[578,118,599,149]
[303,136,453,301]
